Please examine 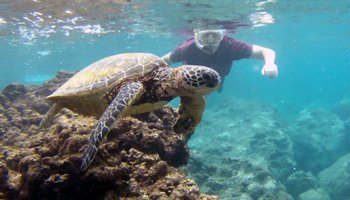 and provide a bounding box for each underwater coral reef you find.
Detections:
[1,71,350,200]
[184,96,350,200]
[185,98,294,199]
[0,71,217,200]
